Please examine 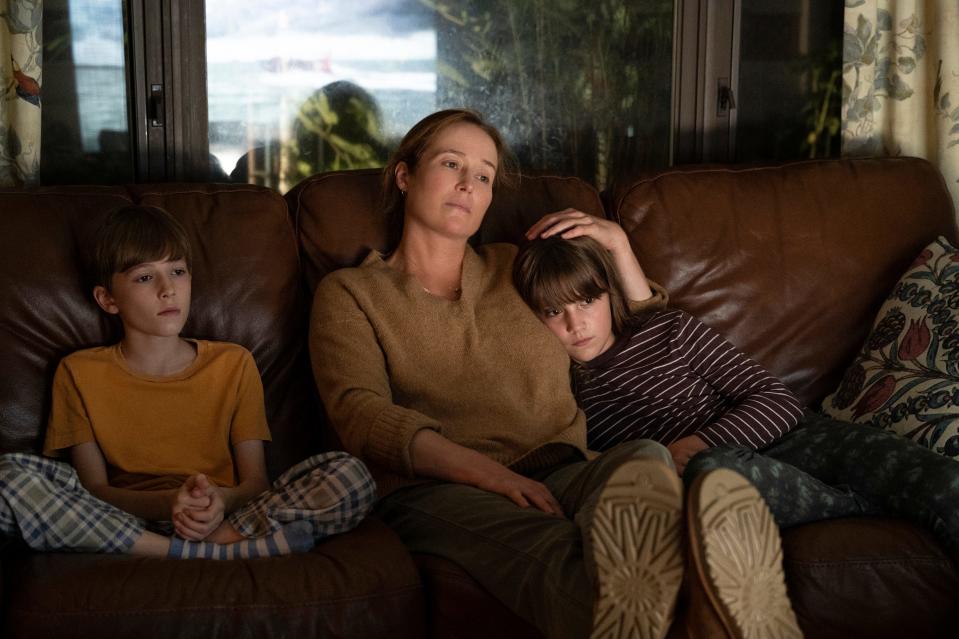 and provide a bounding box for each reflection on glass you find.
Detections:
[434,1,673,189]
[206,1,434,190]
[206,1,673,191]
[41,0,132,183]
[736,1,842,162]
